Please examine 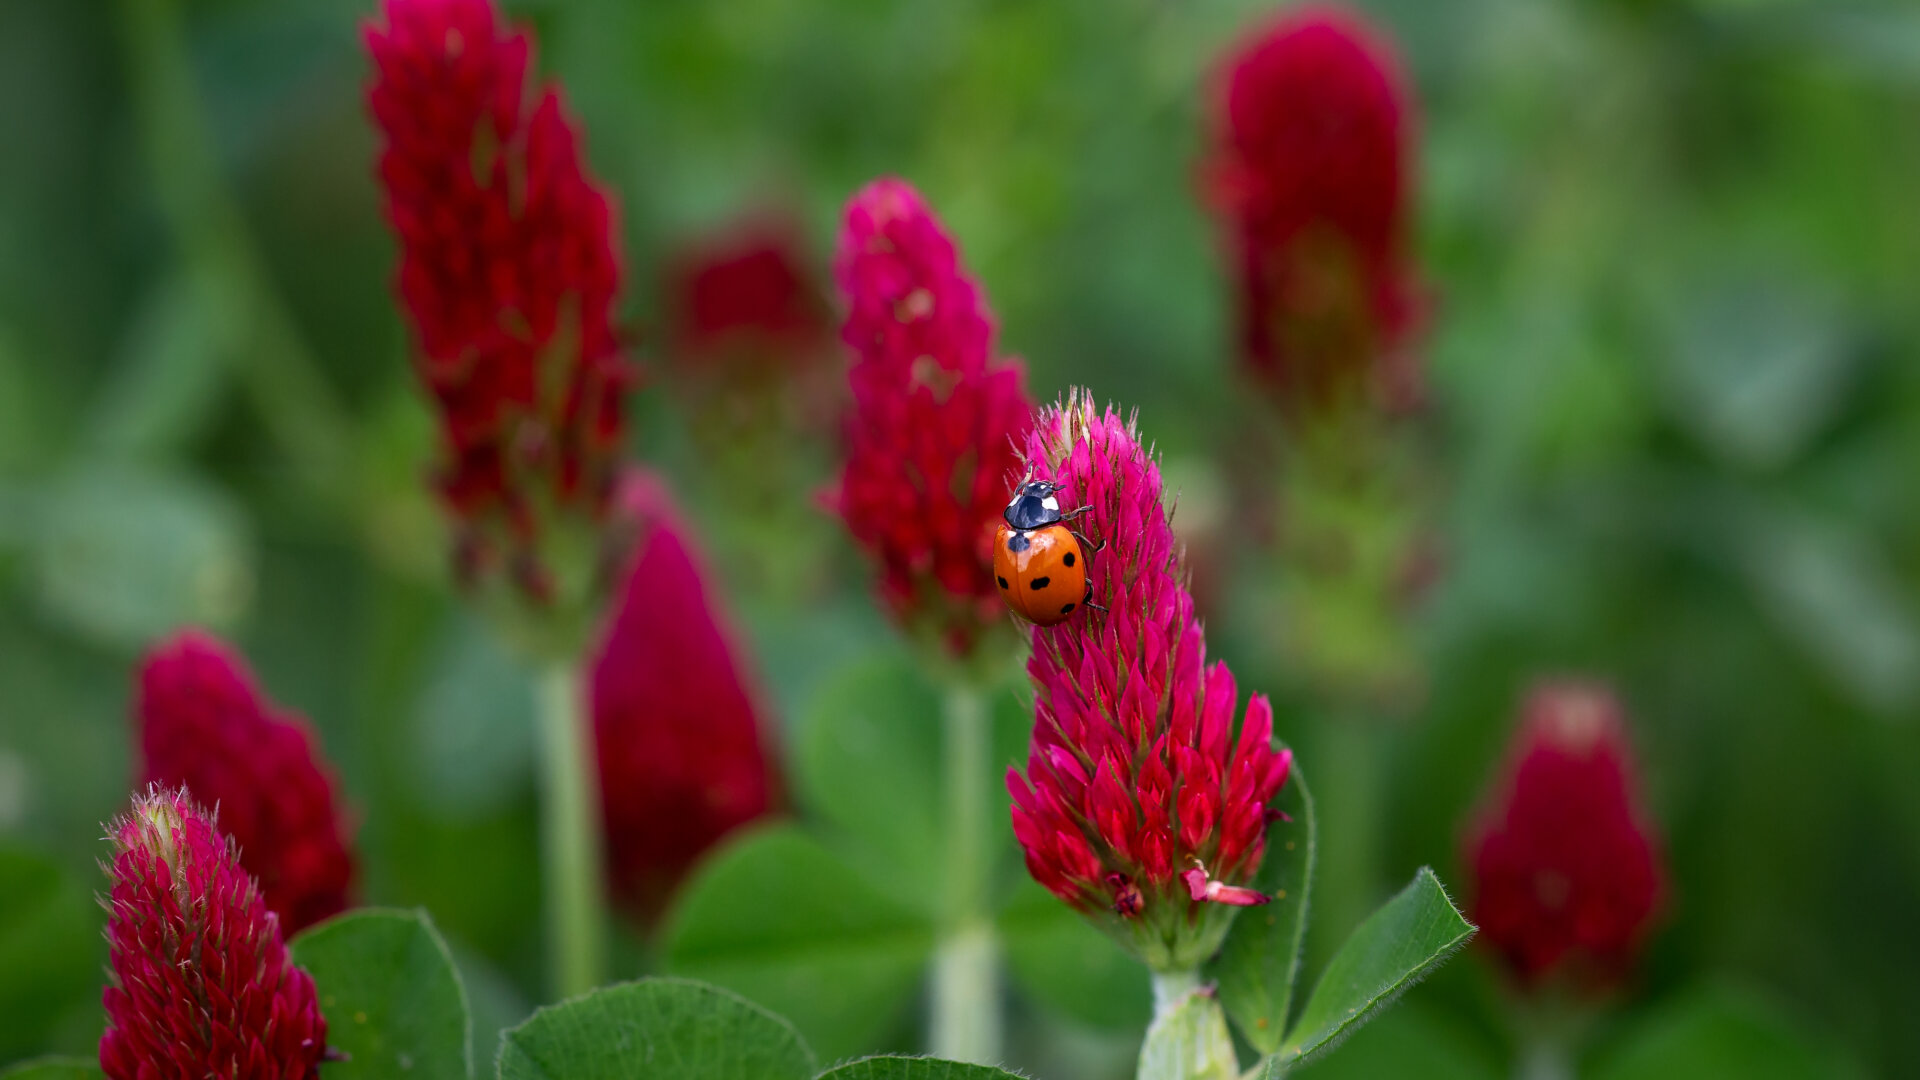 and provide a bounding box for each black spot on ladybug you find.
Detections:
[1063,551,1075,567]
[996,576,1009,590]
[1030,577,1051,590]
[1060,603,1075,614]
[1007,532,1031,553]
